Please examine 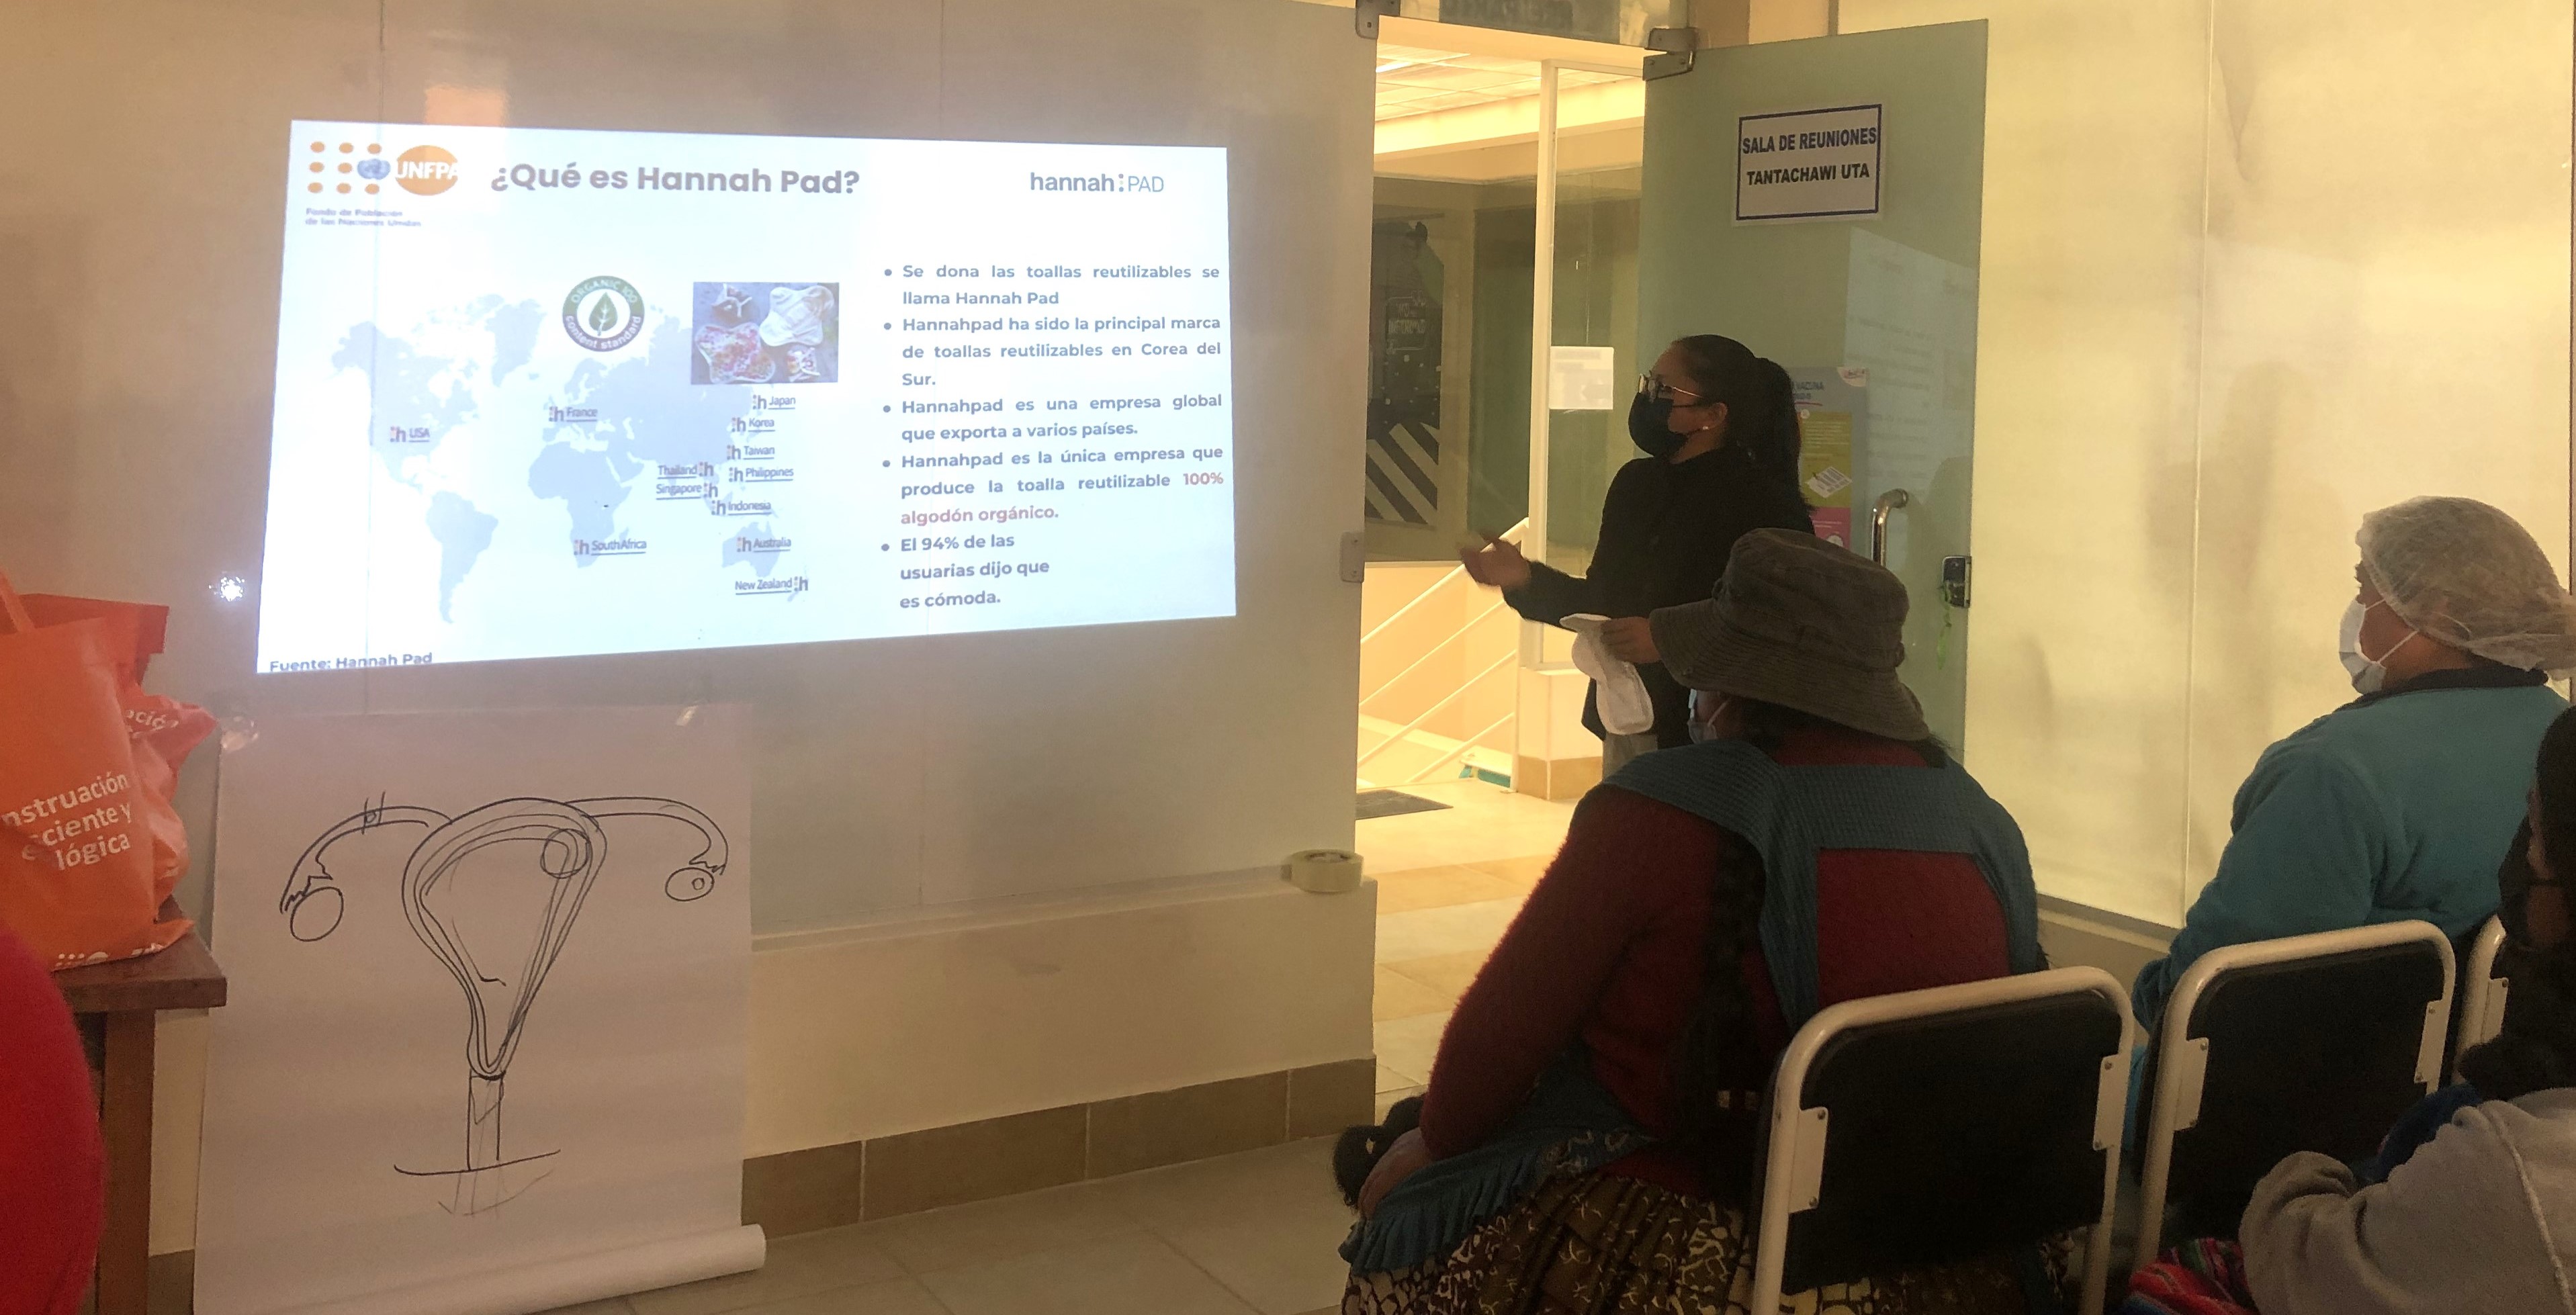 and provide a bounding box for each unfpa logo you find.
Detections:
[301,138,457,197]
[395,146,459,195]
